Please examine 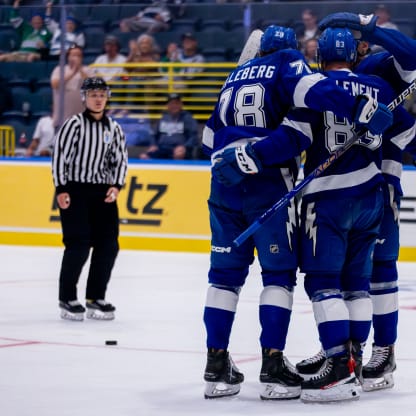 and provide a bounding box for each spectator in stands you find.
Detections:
[297,8,319,53]
[124,34,161,77]
[160,42,181,75]
[50,45,93,129]
[92,35,127,82]
[374,4,399,30]
[303,38,318,65]
[0,0,52,62]
[44,2,85,59]
[25,113,55,157]
[371,5,399,54]
[140,93,199,160]
[119,0,172,34]
[177,32,205,78]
